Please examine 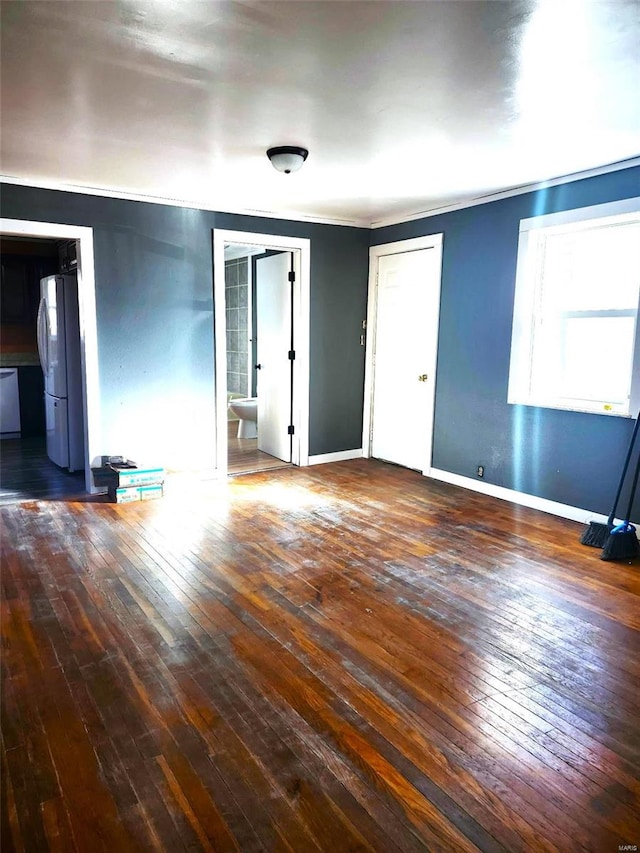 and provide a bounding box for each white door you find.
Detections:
[255,253,292,462]
[370,248,440,471]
